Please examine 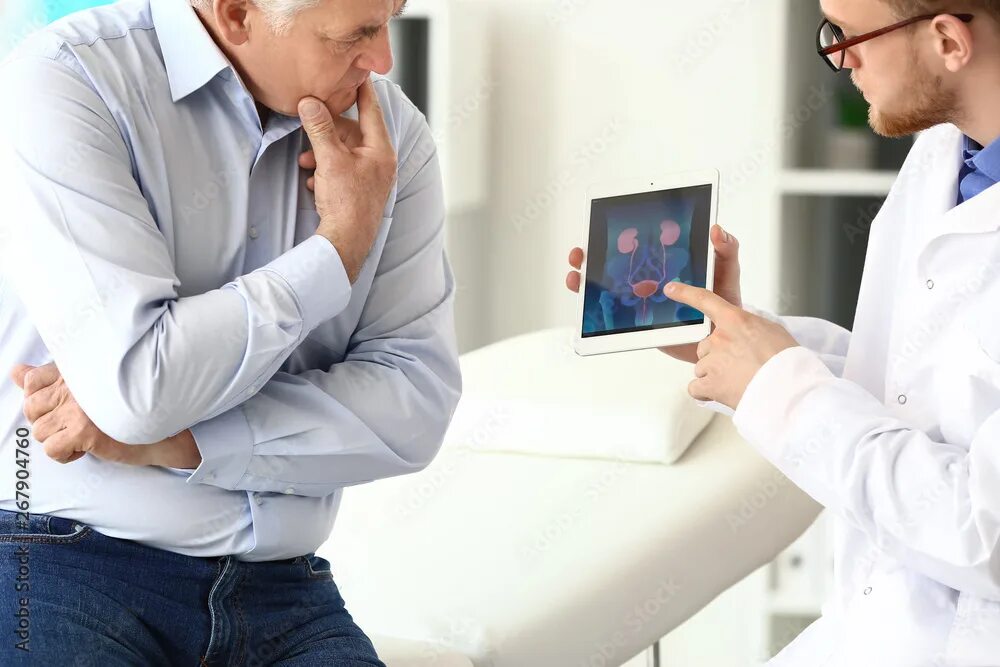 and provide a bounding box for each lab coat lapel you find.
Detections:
[908,127,1000,276]
[909,127,963,247]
